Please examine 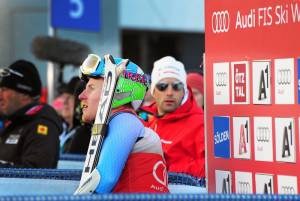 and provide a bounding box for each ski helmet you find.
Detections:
[80,54,149,110]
